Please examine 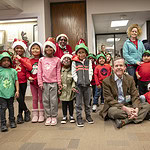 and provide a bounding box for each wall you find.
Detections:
[86,0,150,53]
[140,22,147,41]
